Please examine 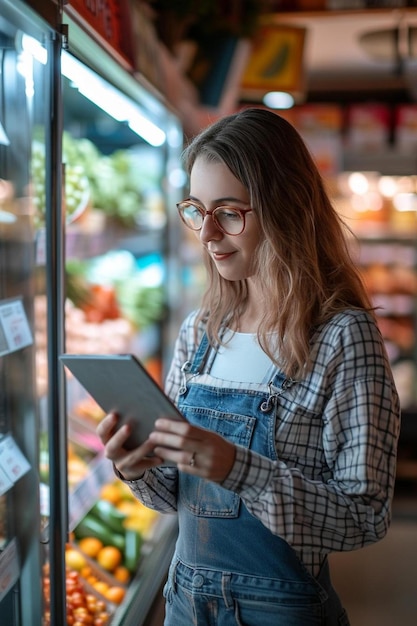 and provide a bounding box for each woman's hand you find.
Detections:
[148,418,236,483]
[96,412,164,481]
